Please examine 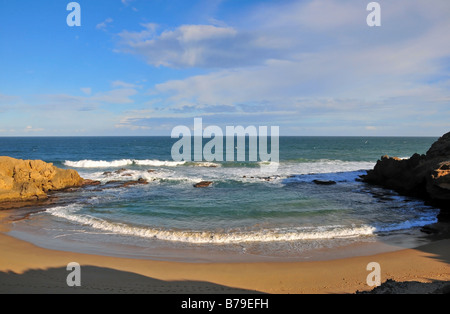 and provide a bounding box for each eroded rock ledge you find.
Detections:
[361,132,450,218]
[0,156,84,202]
